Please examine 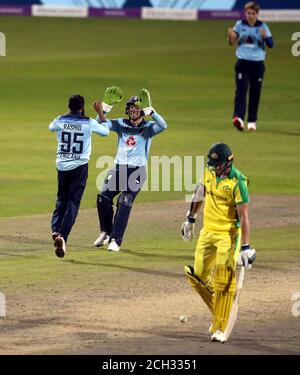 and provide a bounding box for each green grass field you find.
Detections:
[0,16,299,354]
[0,16,299,217]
